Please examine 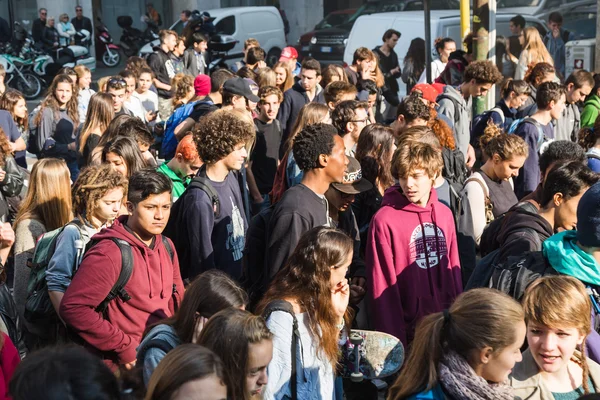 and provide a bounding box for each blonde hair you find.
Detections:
[522,276,592,394]
[391,139,443,180]
[256,68,276,88]
[522,27,554,66]
[388,289,524,399]
[480,123,529,160]
[14,159,73,231]
[79,93,114,154]
[273,62,294,93]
